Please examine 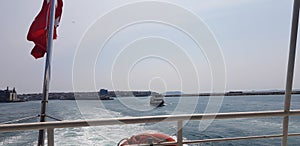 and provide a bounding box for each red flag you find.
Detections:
[27,0,63,59]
